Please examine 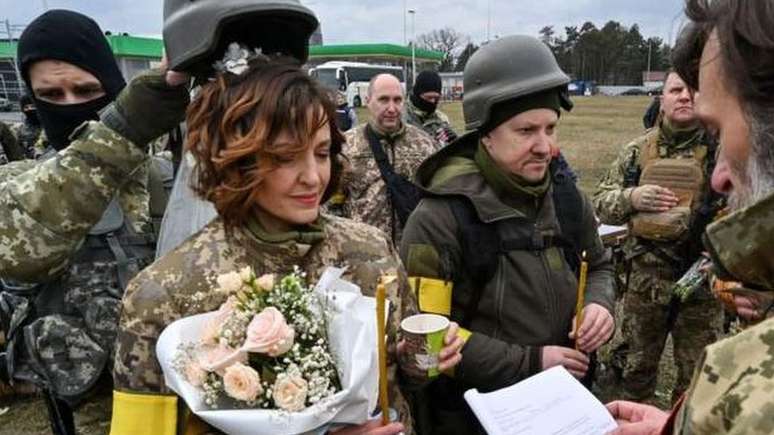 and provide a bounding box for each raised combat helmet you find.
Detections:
[163,0,319,75]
